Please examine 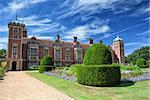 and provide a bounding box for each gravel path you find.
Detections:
[0,71,73,100]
